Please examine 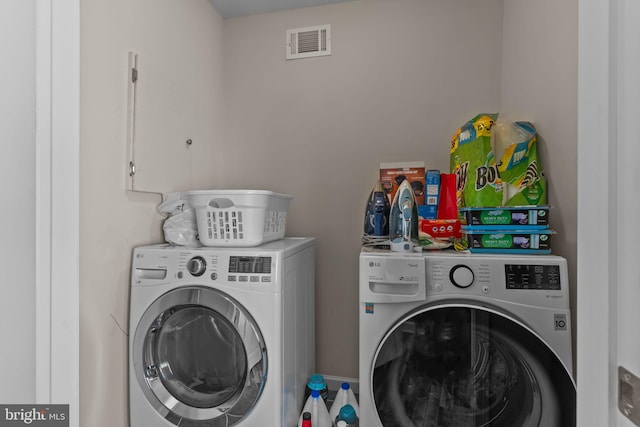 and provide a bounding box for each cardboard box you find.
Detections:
[462,227,553,254]
[420,219,462,239]
[459,205,550,229]
[380,161,425,205]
